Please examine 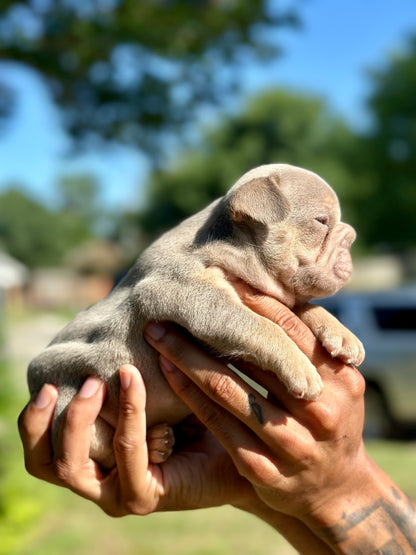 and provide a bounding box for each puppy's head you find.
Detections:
[227,164,356,304]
